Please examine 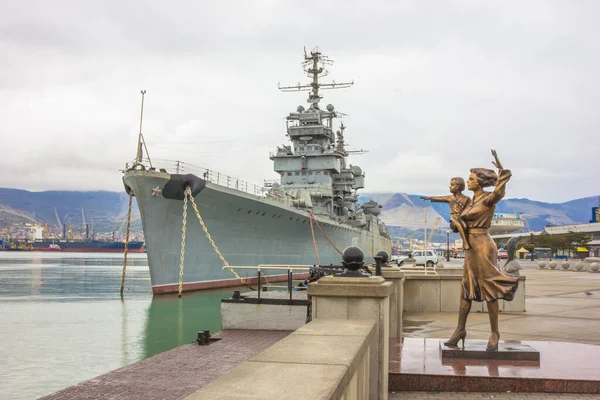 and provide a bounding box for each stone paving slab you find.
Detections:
[40,330,292,400]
